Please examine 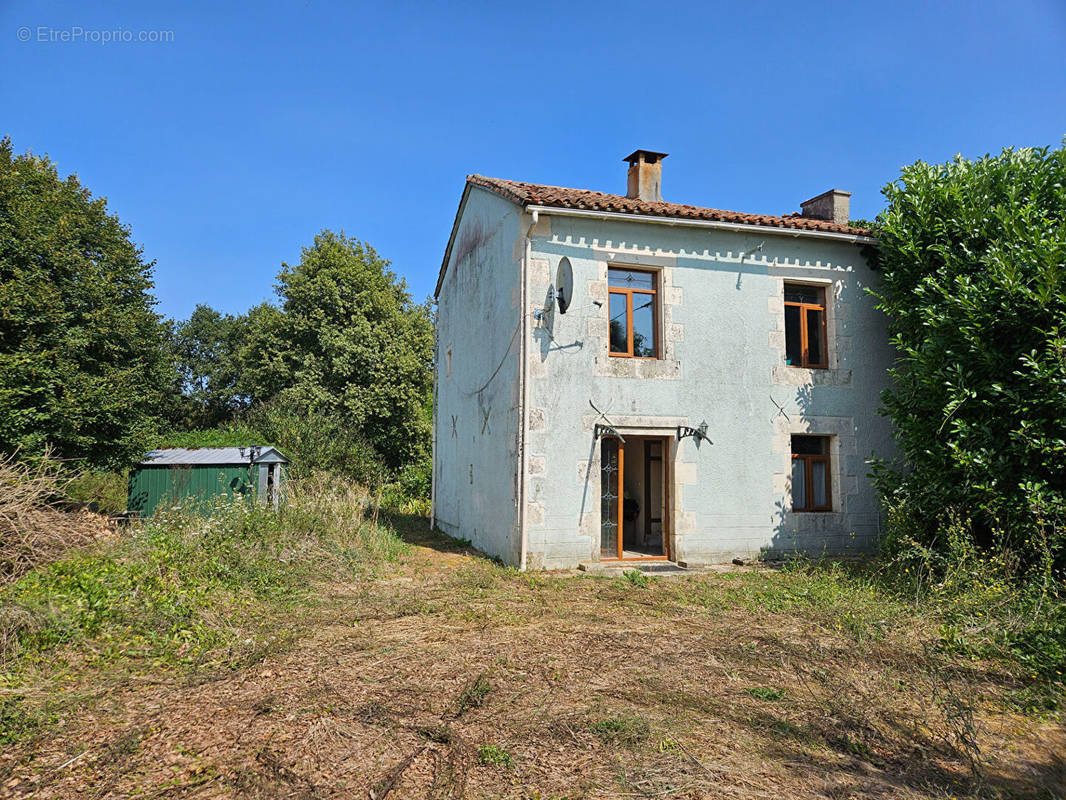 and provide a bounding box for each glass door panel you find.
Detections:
[600,437,621,559]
